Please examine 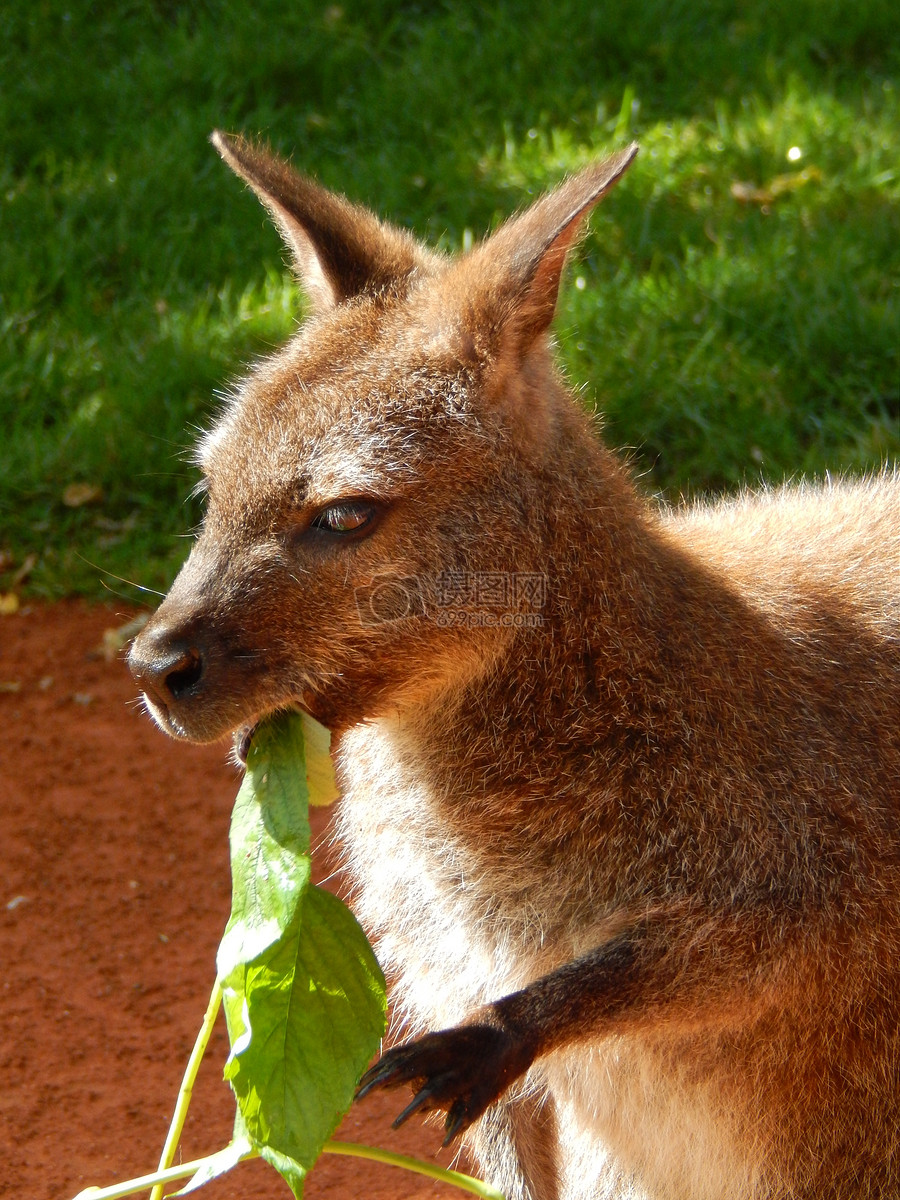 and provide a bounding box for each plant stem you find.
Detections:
[70,1138,506,1200]
[322,1140,507,1199]
[71,968,504,1200]
[71,1148,258,1200]
[147,979,223,1200]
